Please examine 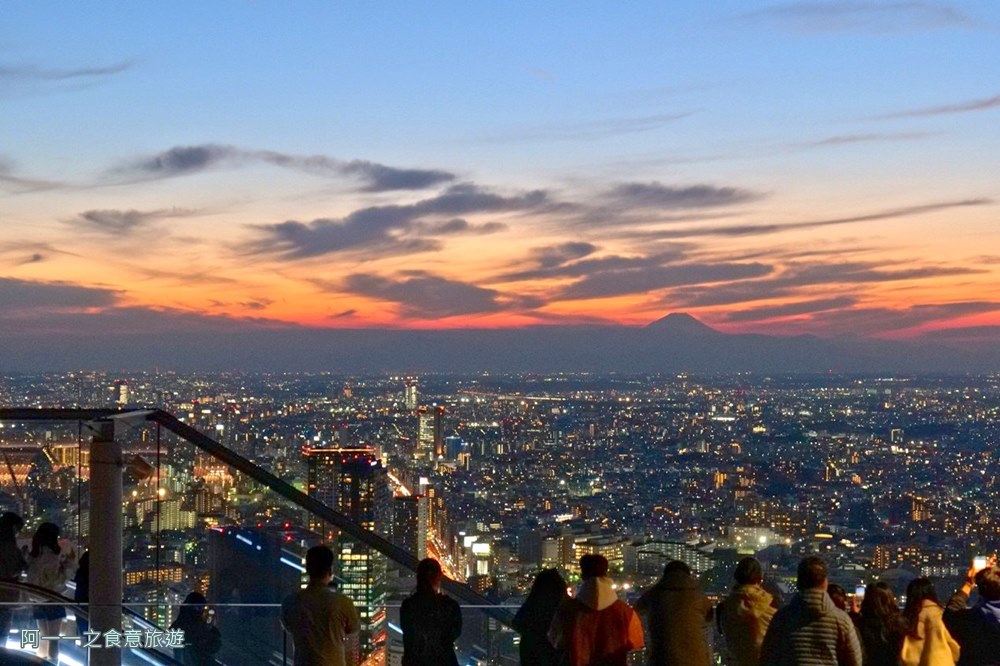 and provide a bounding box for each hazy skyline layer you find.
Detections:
[3,1,1000,352]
